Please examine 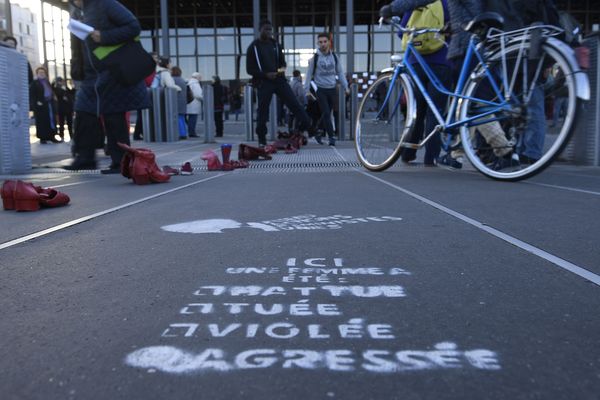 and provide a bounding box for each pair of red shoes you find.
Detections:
[1,180,70,211]
[118,143,170,185]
